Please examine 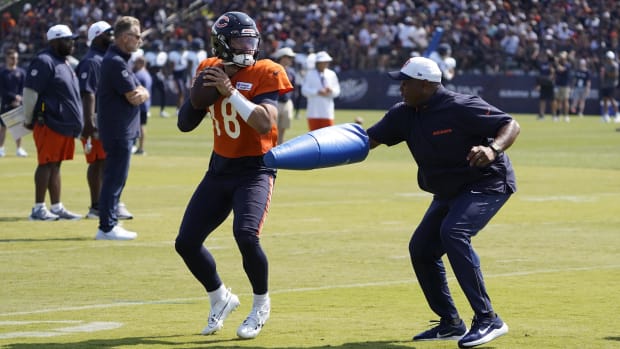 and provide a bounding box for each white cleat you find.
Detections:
[201,288,240,335]
[95,225,137,240]
[237,301,270,339]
